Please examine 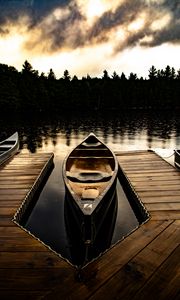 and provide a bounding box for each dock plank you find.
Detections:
[0,268,73,291]
[0,291,44,300]
[0,150,180,300]
[87,220,180,300]
[0,236,50,252]
[133,245,180,300]
[145,203,180,211]
[140,195,180,203]
[150,211,180,220]
[0,217,14,227]
[0,251,67,268]
[42,220,172,300]
[0,226,32,237]
[117,151,180,221]
[135,184,180,191]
